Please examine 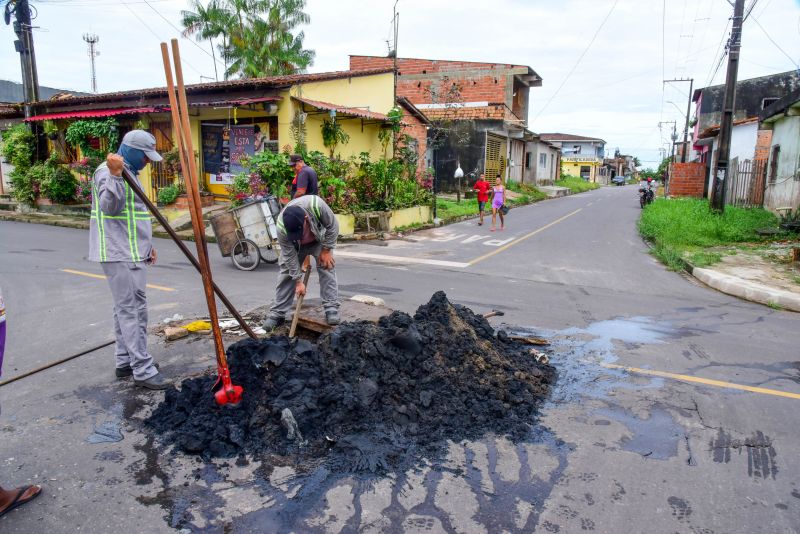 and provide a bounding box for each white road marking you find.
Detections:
[336,250,470,268]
